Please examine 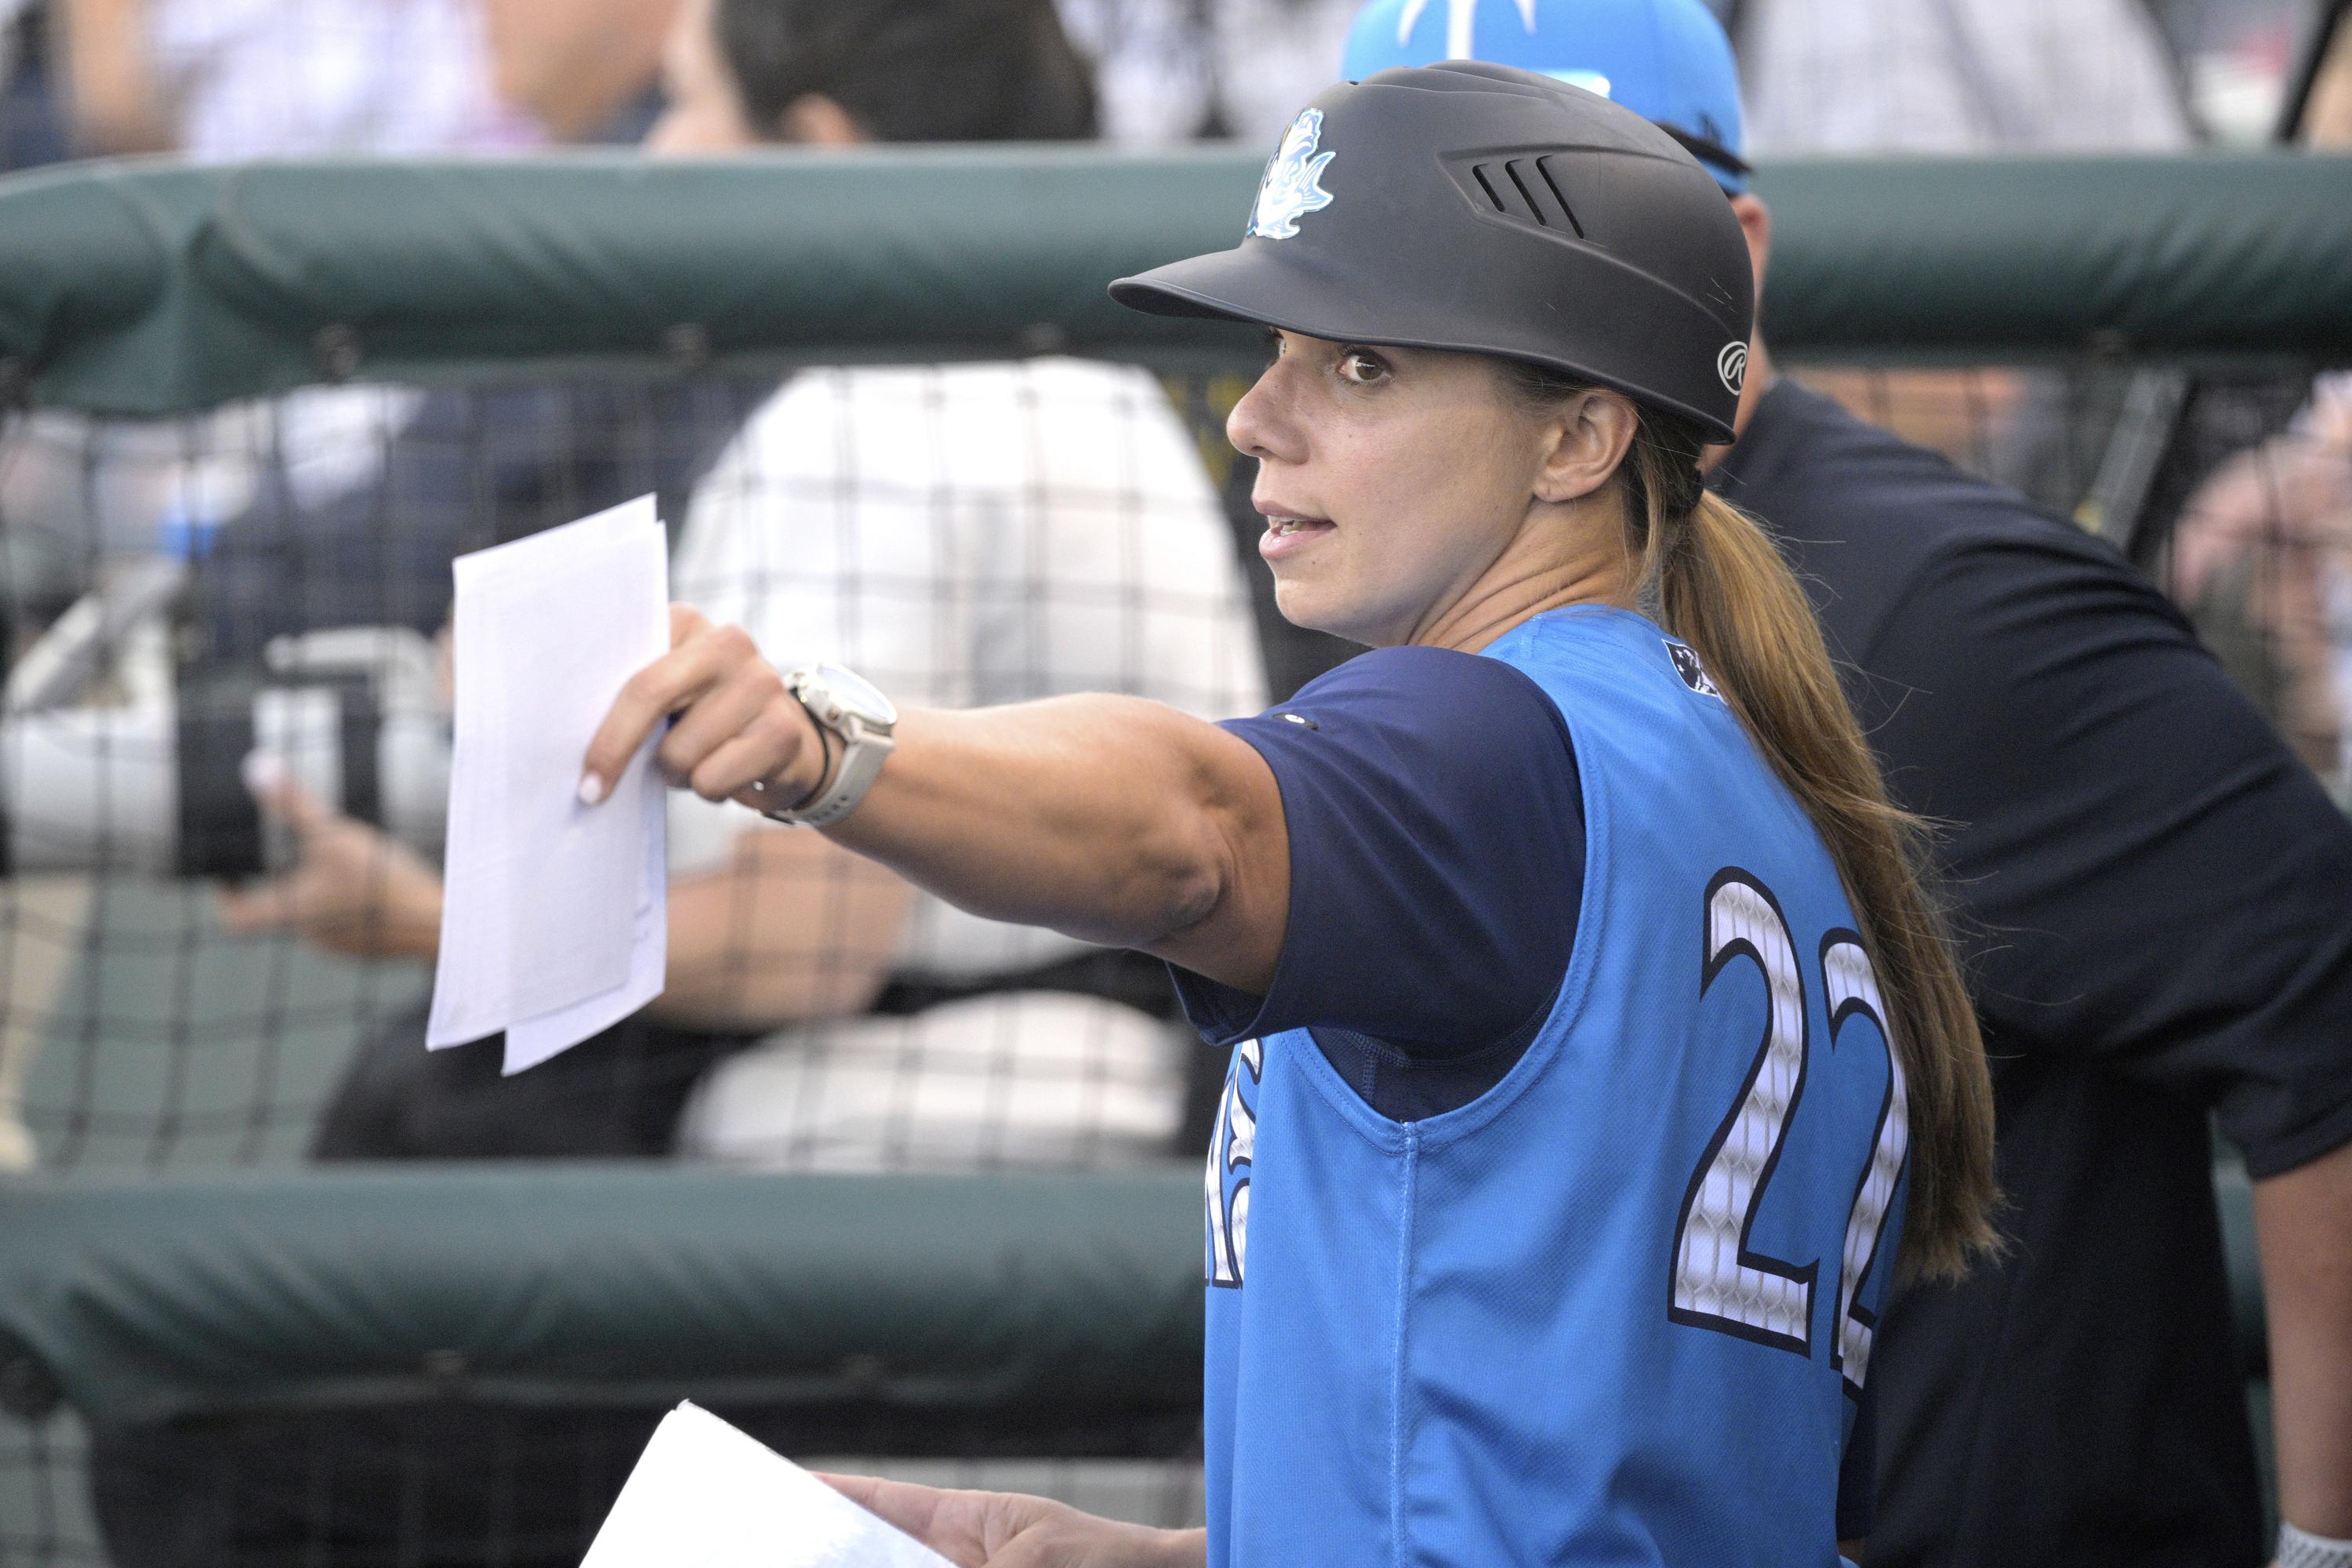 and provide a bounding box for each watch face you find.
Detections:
[813,662,898,727]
